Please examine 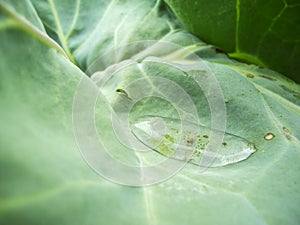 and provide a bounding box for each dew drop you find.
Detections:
[282,127,290,134]
[131,116,256,167]
[264,133,275,140]
[282,127,292,140]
